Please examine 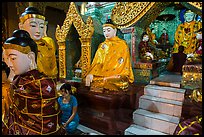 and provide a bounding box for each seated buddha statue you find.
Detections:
[159,28,169,45]
[172,9,202,55]
[138,32,157,62]
[85,19,134,93]
[146,27,159,47]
